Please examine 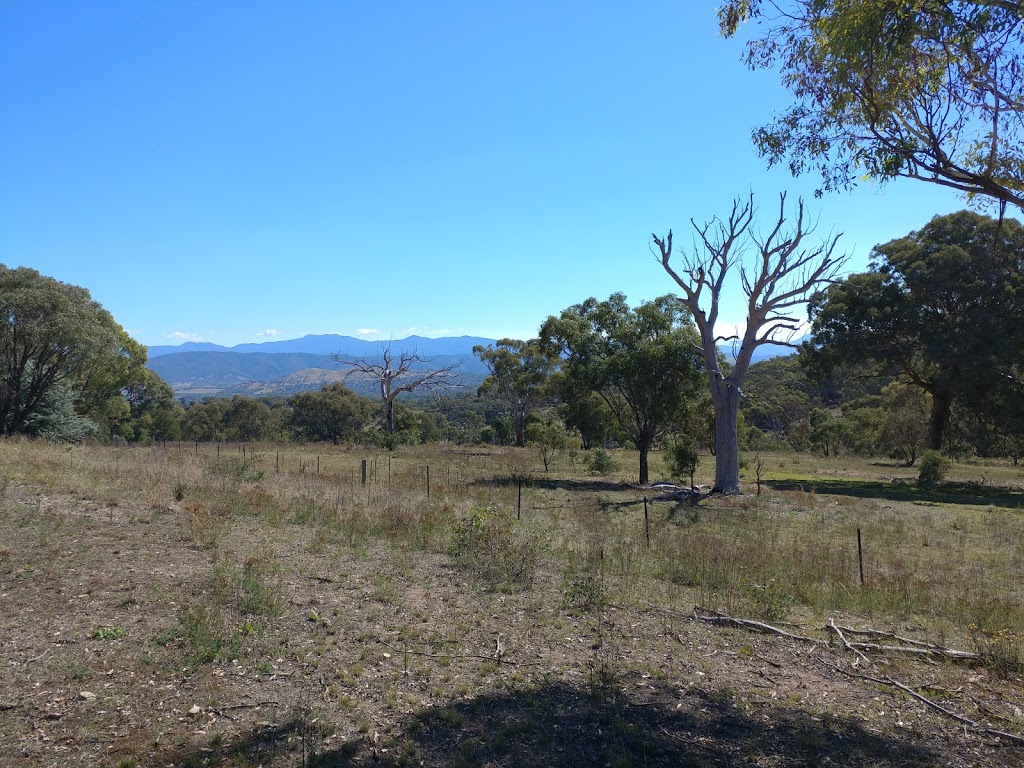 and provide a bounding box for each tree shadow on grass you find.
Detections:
[766,478,1024,509]
[155,677,940,767]
[473,475,637,493]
